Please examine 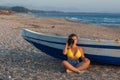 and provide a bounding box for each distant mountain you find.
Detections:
[0,6,10,10]
[30,9,64,13]
[0,6,64,13]
[10,6,29,13]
